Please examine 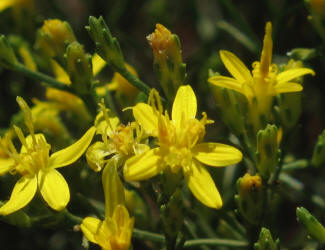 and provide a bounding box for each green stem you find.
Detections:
[63,210,83,225]
[133,228,165,243]
[14,63,71,92]
[114,65,151,96]
[183,238,249,248]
